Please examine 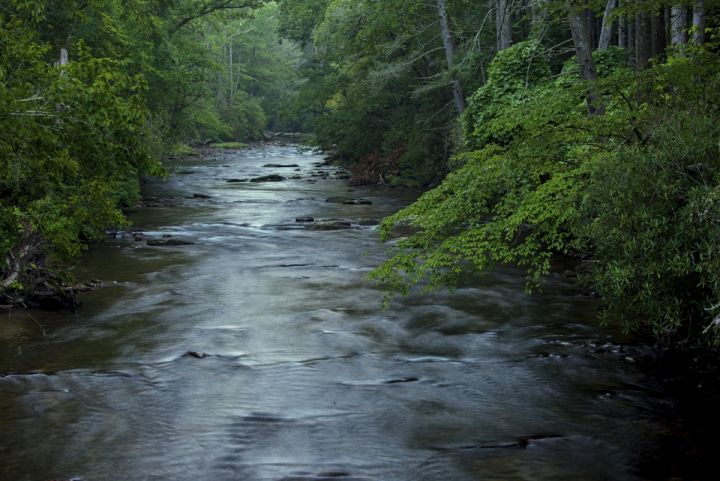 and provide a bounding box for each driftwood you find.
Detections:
[1,222,41,290]
[1,222,87,310]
